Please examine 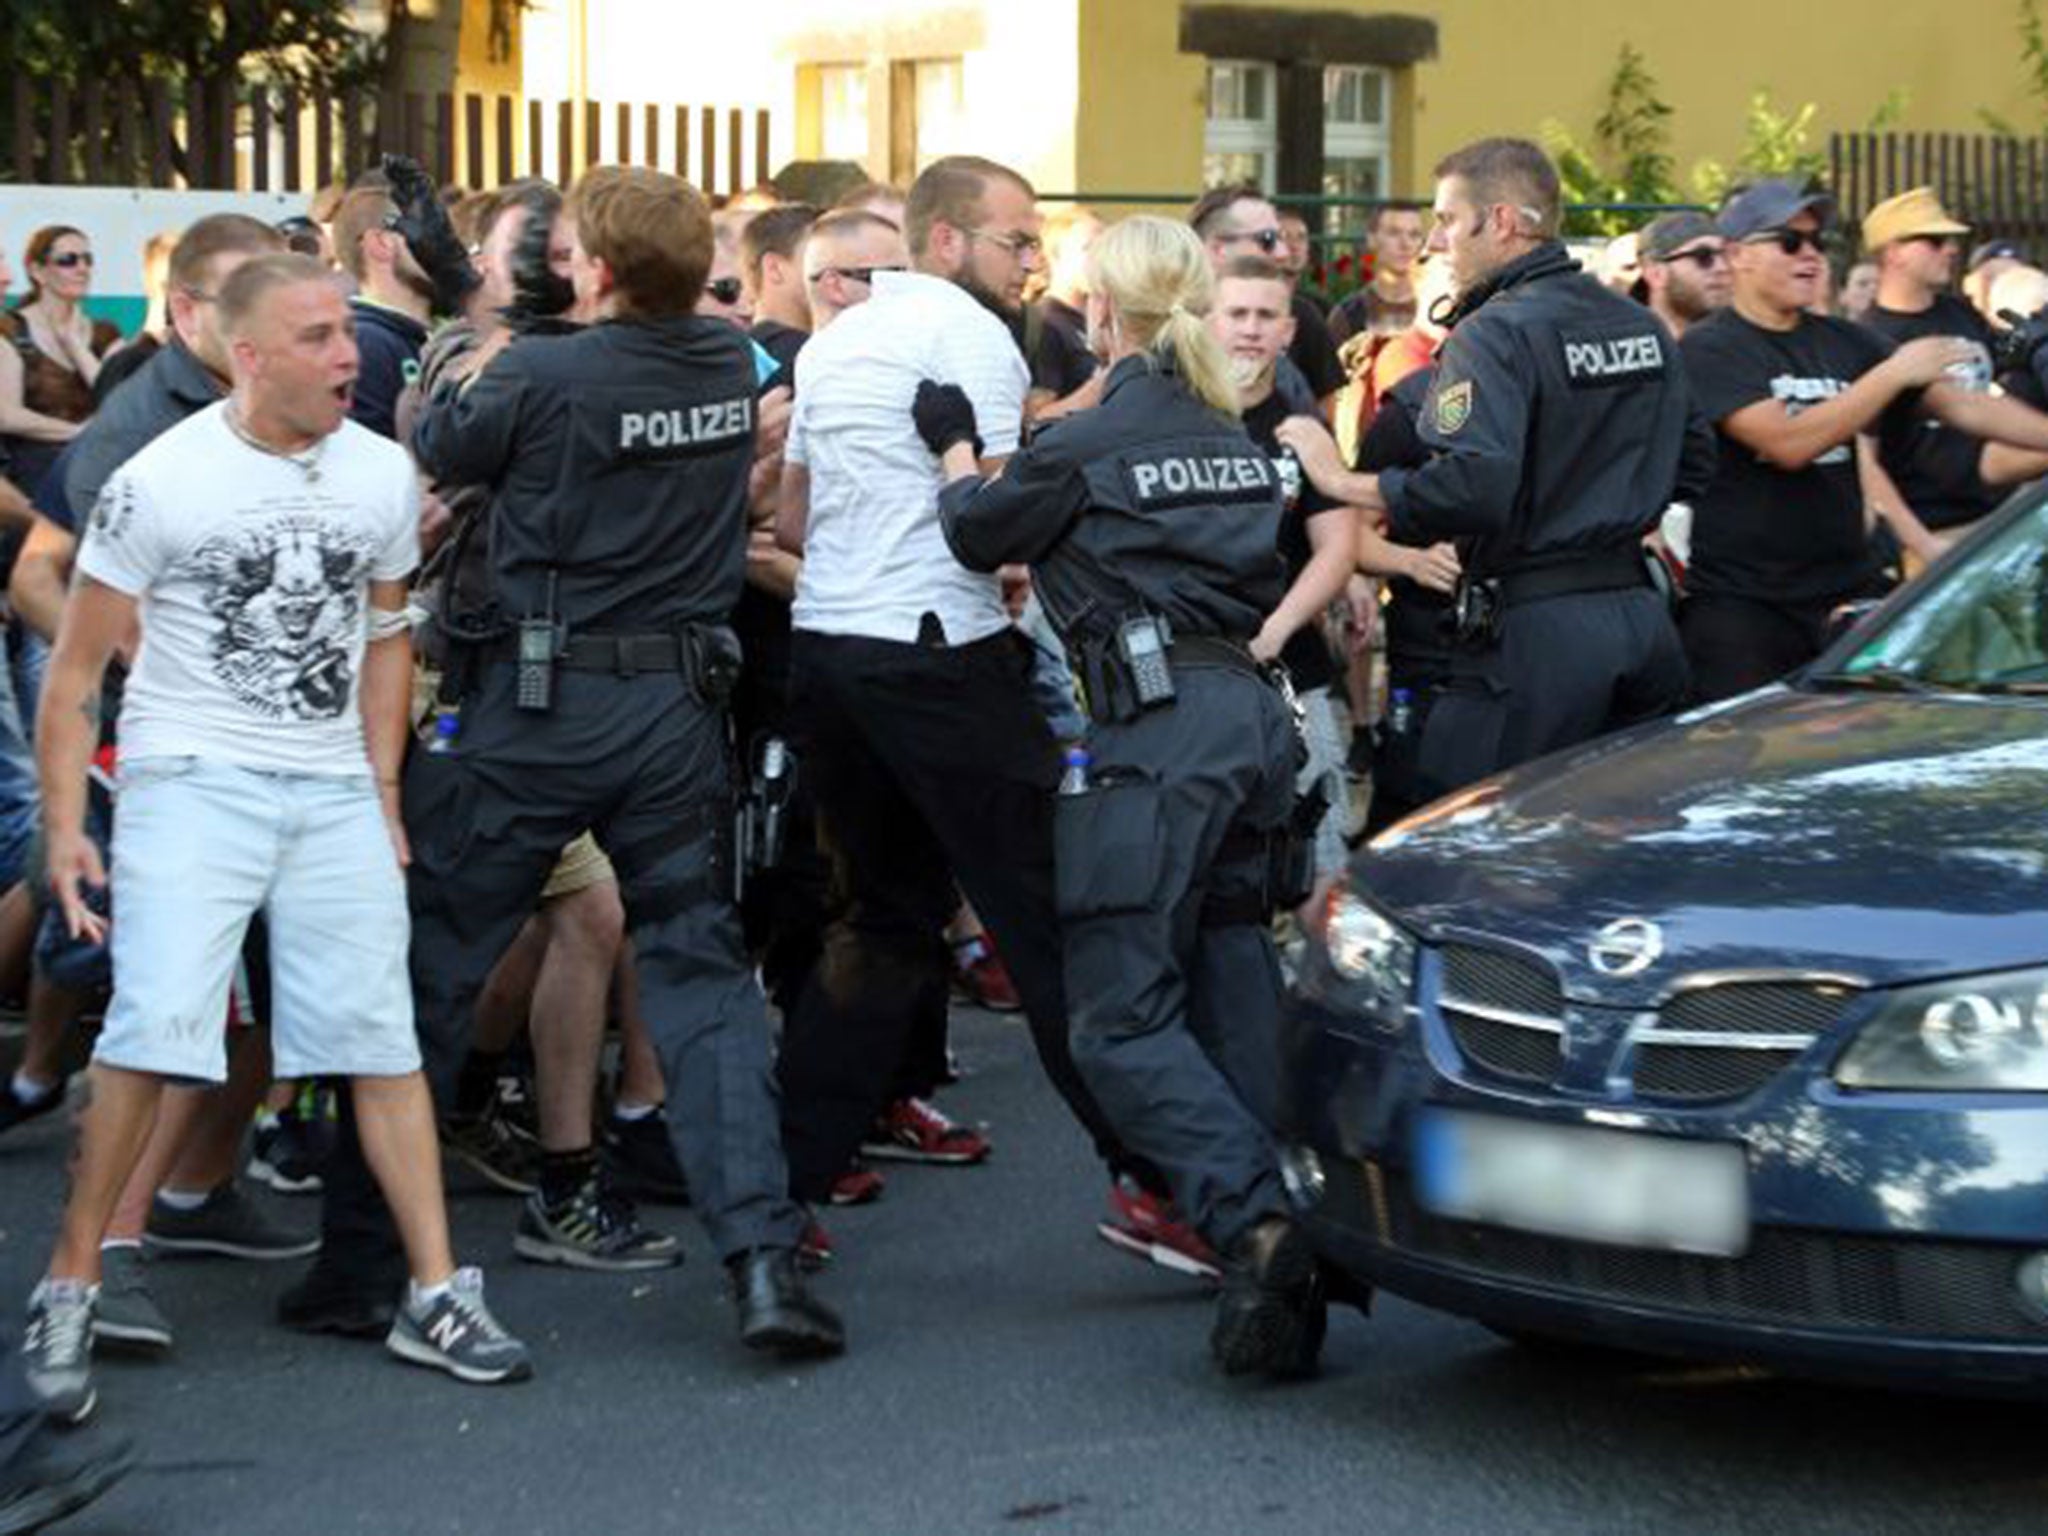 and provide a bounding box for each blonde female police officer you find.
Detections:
[912,216,1324,1380]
